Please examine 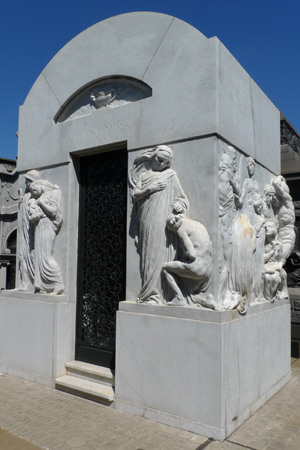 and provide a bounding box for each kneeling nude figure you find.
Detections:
[162,213,219,310]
